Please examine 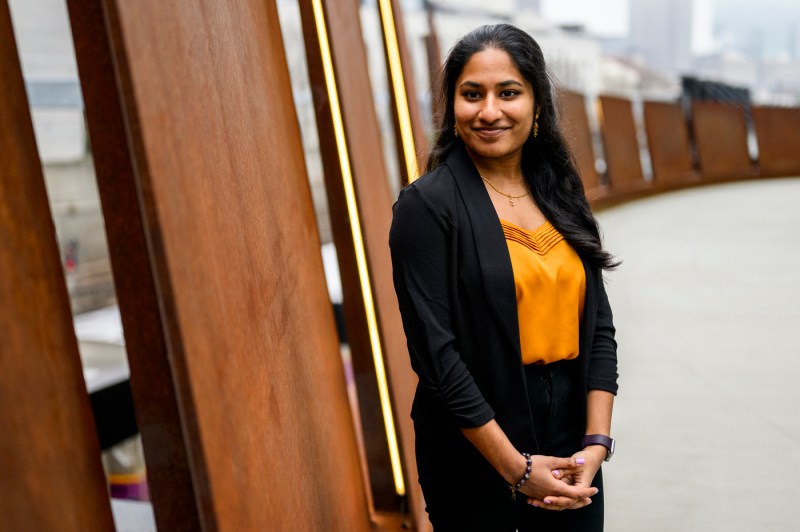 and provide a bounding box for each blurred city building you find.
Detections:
[394,0,800,105]
[12,0,799,324]
[630,0,695,76]
[9,0,113,314]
